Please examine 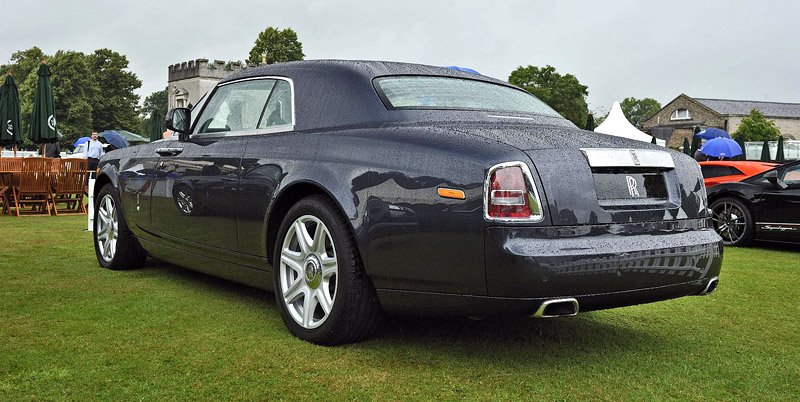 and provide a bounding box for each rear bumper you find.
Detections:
[377,218,722,316]
[485,218,722,298]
